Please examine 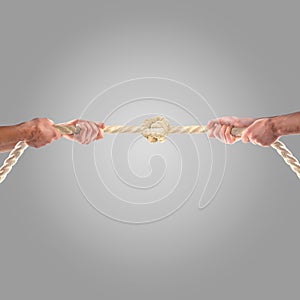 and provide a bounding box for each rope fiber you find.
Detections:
[0,116,299,183]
